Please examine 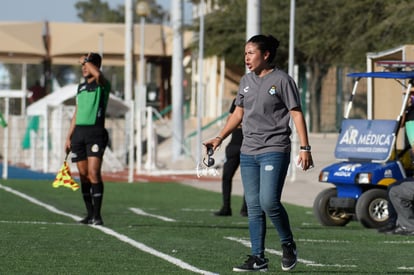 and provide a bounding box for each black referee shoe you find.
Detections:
[78,216,93,224]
